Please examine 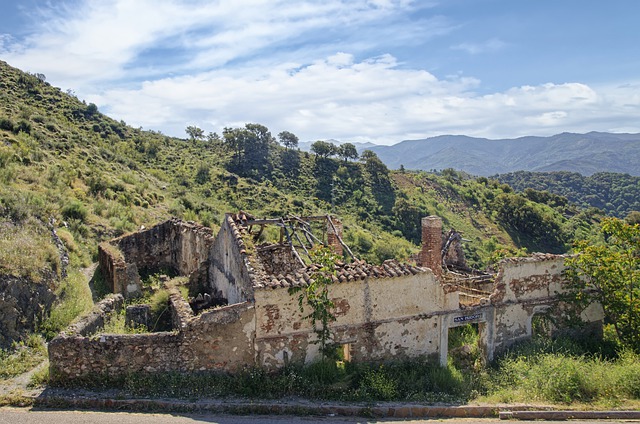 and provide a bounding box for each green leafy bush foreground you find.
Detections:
[49,335,640,406]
